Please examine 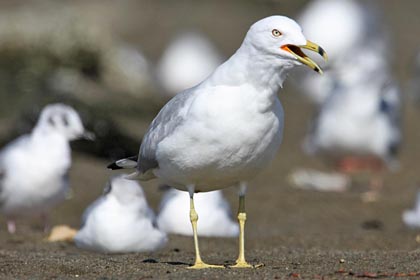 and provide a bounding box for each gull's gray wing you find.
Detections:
[138,88,196,174]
